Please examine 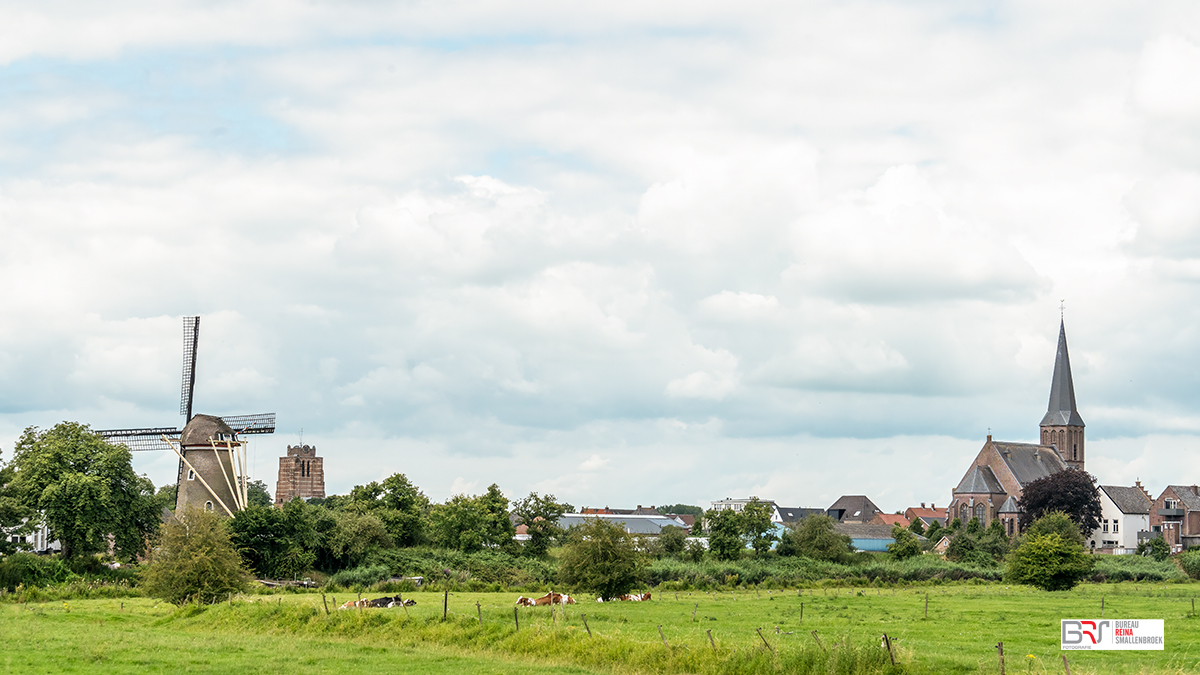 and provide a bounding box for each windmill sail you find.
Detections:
[220,412,276,435]
[97,427,180,452]
[180,315,199,421]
